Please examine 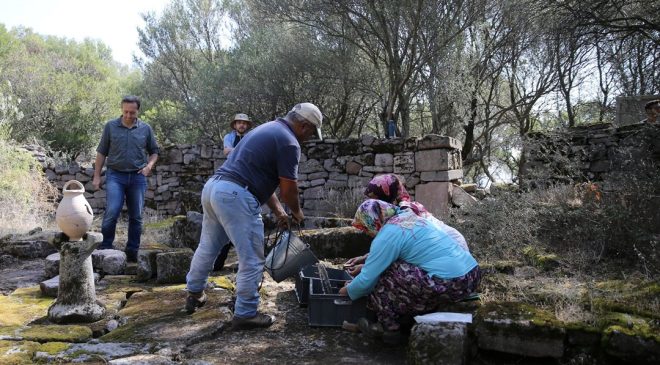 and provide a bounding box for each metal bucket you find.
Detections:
[265,230,318,282]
